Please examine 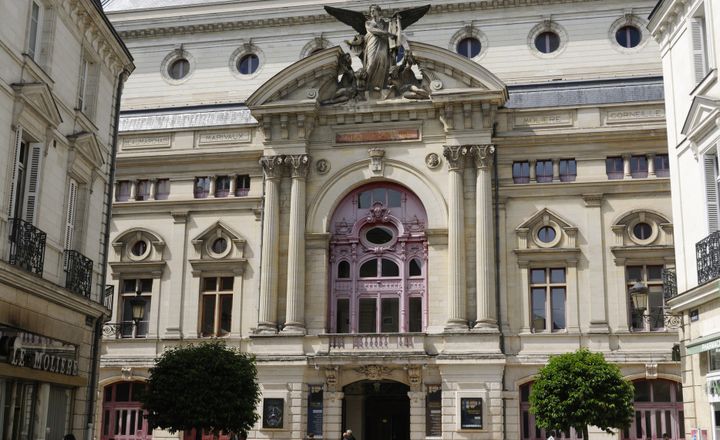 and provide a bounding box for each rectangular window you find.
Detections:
[27,1,41,59]
[654,154,670,178]
[513,161,530,184]
[155,179,170,200]
[627,265,665,331]
[529,268,566,332]
[710,349,720,372]
[215,176,230,197]
[630,155,648,178]
[78,55,89,112]
[409,297,422,332]
[194,177,210,198]
[380,298,399,332]
[200,276,234,337]
[358,298,376,333]
[8,129,43,225]
[10,139,30,219]
[116,181,130,202]
[535,160,553,183]
[336,299,350,333]
[559,159,576,182]
[135,180,150,201]
[235,175,250,196]
[120,279,152,338]
[606,156,624,180]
